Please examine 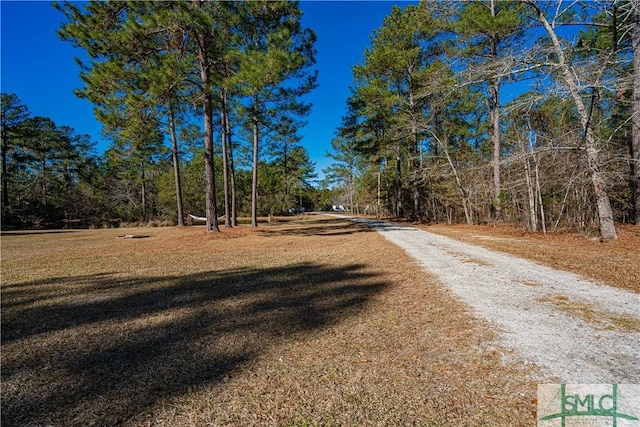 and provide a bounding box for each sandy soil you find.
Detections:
[338,215,640,384]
